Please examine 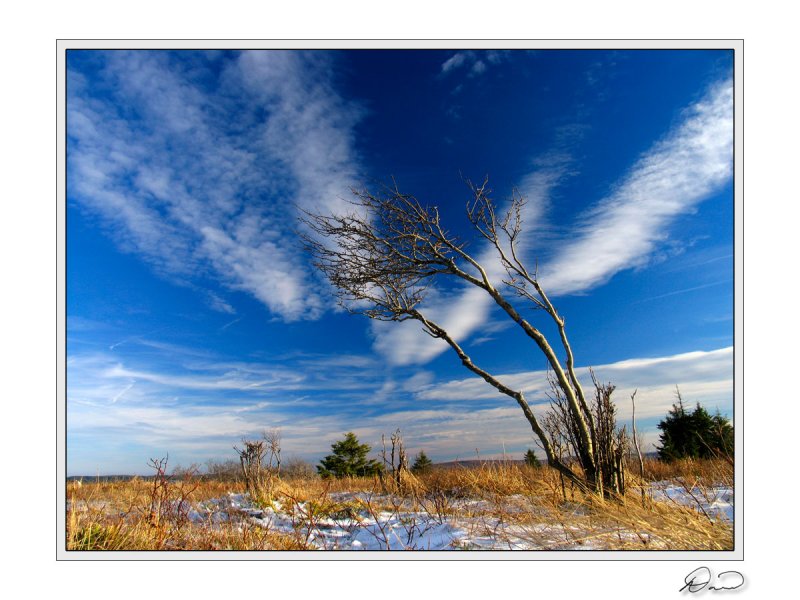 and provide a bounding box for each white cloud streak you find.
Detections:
[419,347,733,420]
[68,51,361,321]
[67,345,386,410]
[540,78,733,294]
[371,160,569,366]
[371,78,733,366]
